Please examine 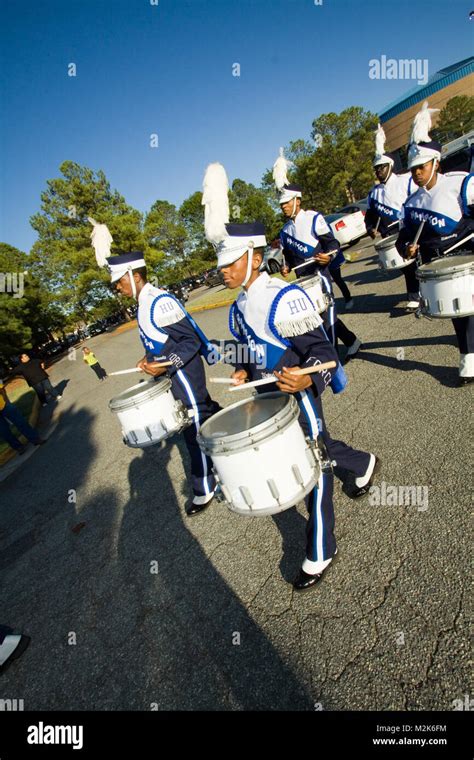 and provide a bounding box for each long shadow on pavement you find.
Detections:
[109,440,314,710]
